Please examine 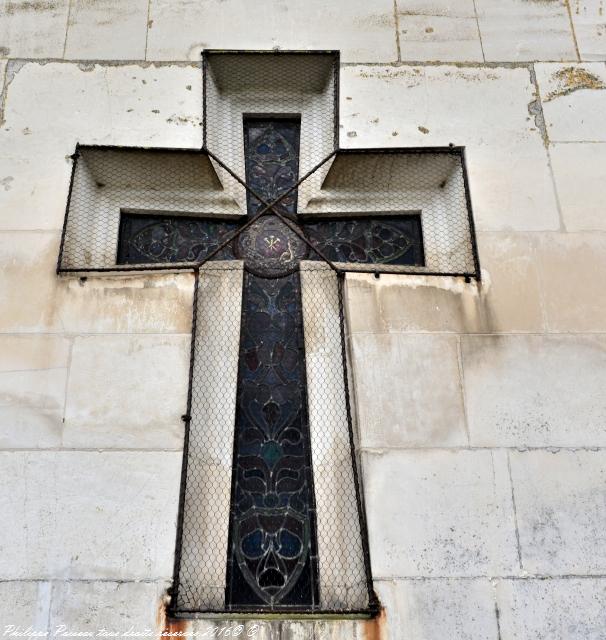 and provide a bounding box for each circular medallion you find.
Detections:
[237,216,308,277]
